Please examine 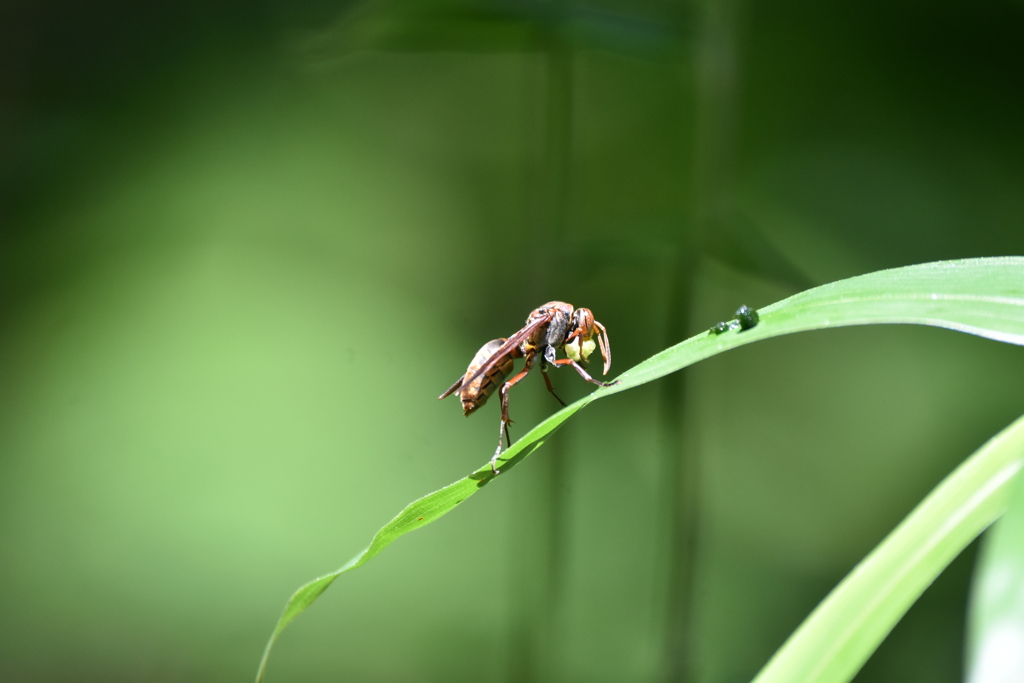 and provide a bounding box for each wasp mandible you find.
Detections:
[439,301,617,474]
